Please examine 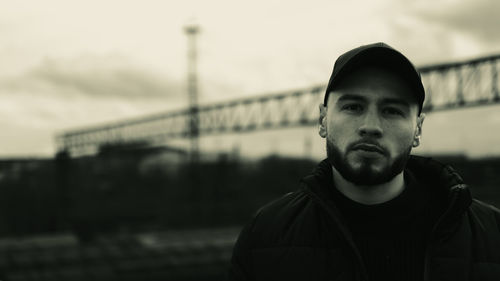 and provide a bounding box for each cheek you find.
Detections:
[326,122,351,149]
[391,127,417,150]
